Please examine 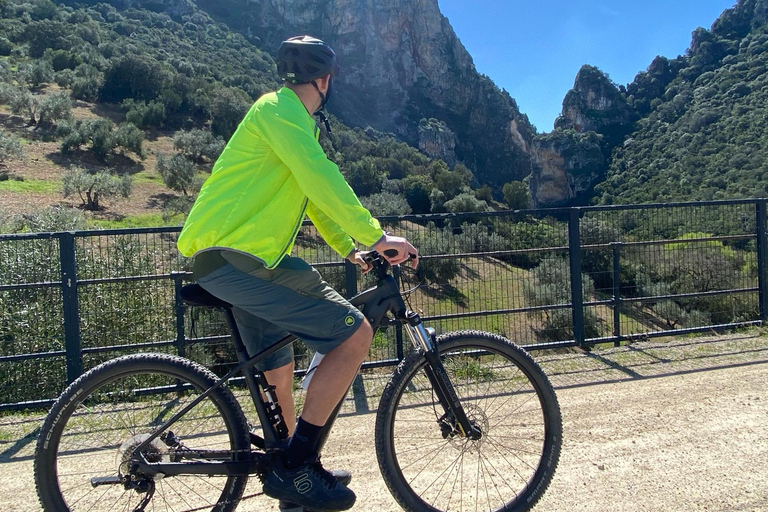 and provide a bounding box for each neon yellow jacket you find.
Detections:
[177,87,383,268]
